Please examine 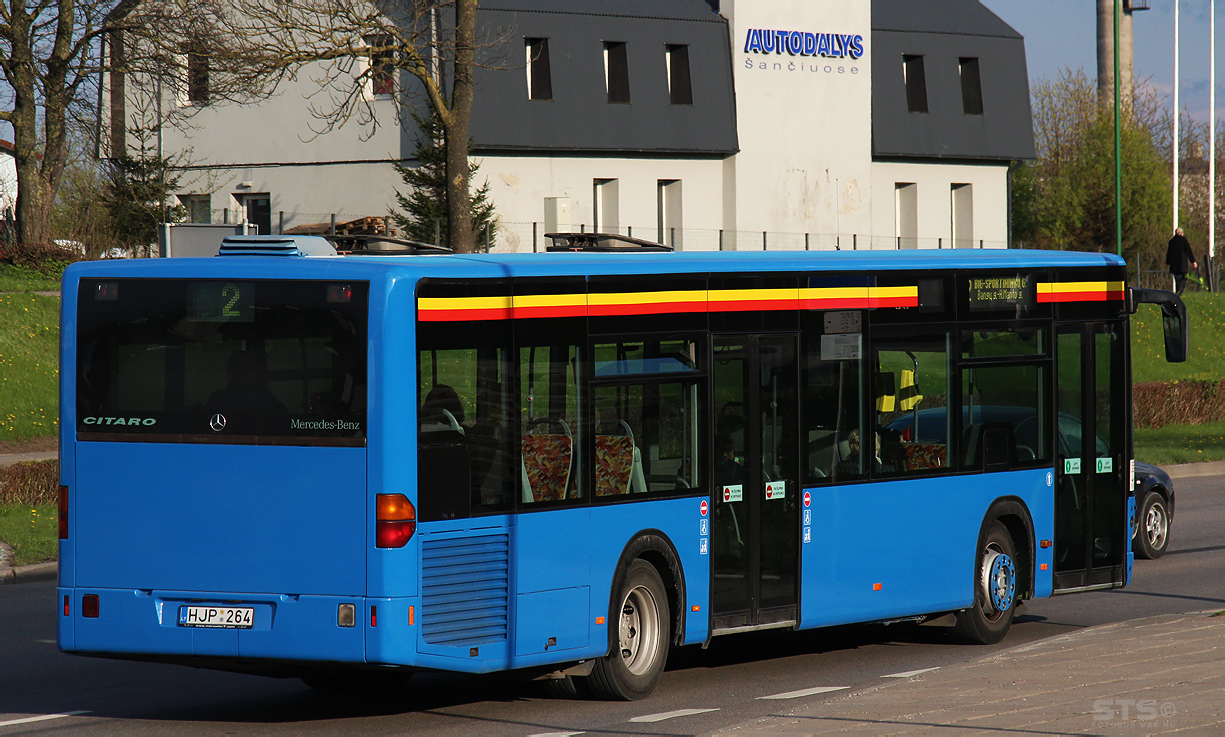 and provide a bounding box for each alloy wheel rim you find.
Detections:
[1145,504,1168,549]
